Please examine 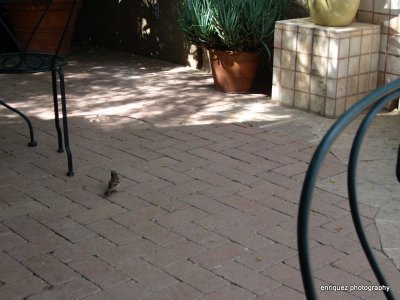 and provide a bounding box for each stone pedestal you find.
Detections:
[272,18,381,118]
